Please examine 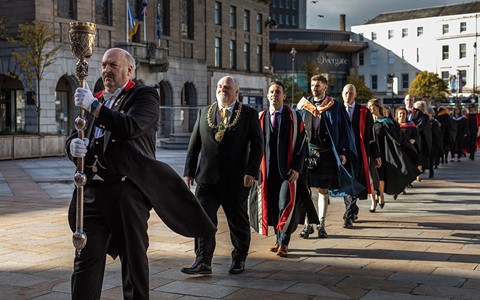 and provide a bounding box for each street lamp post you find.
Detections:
[290,48,297,106]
